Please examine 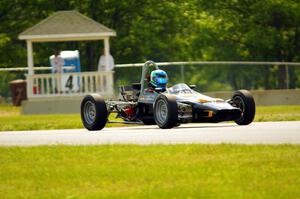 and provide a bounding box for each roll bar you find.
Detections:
[139,60,160,92]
